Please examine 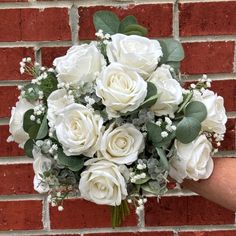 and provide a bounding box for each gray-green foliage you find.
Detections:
[158,39,185,73]
[176,101,207,144]
[93,10,148,36]
[57,149,85,172]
